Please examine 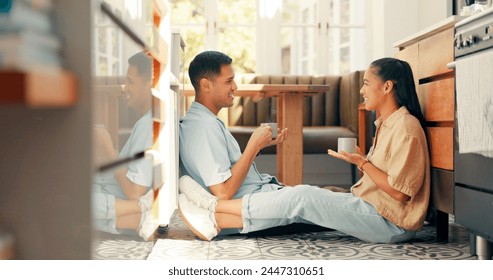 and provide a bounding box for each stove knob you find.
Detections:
[455,34,462,49]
